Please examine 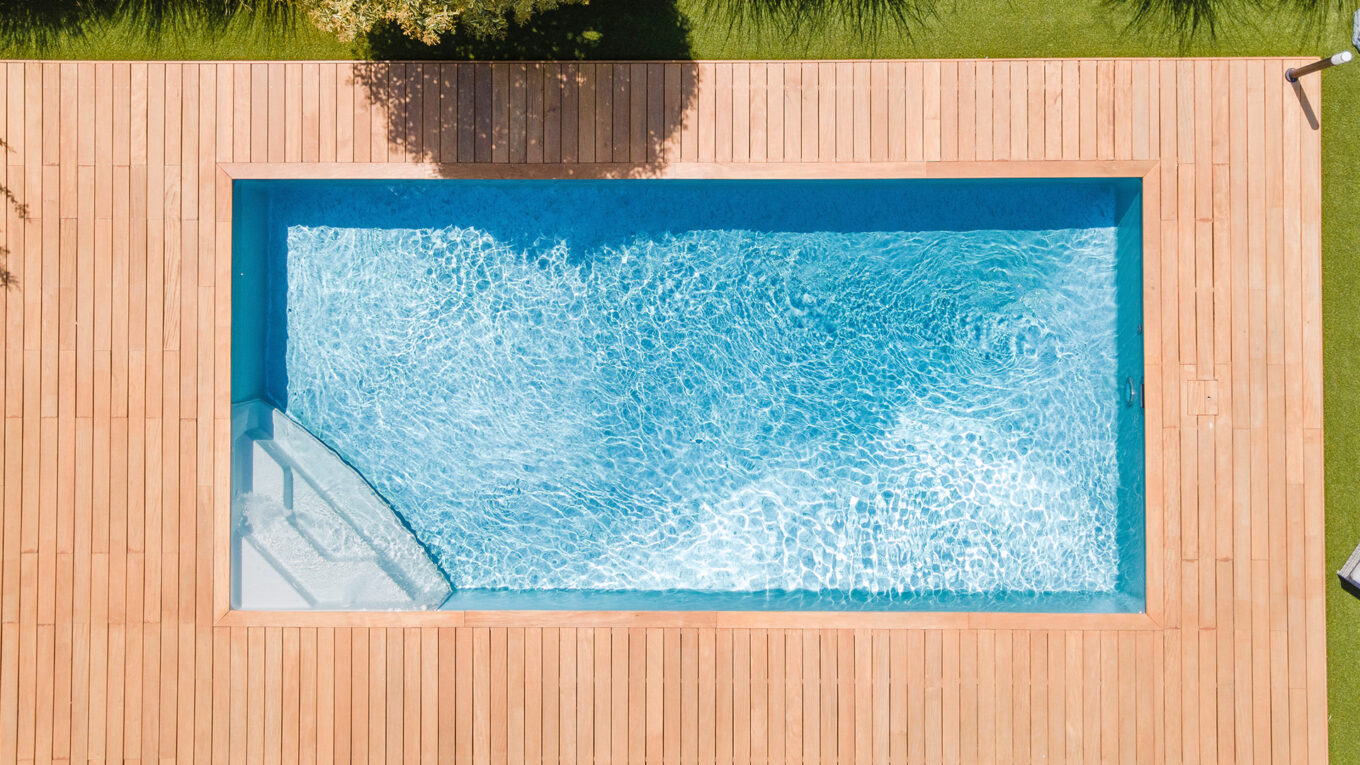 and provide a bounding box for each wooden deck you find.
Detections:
[0,58,1327,762]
